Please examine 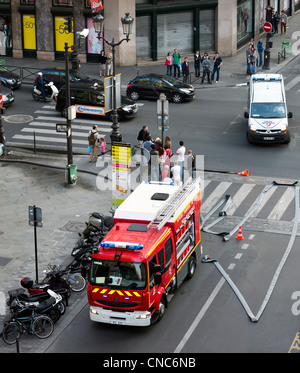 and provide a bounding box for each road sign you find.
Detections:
[263,22,272,33]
